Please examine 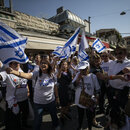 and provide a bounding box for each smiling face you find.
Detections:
[80,67,89,75]
[115,49,126,61]
[35,54,41,65]
[61,61,68,72]
[40,60,49,73]
[115,44,127,61]
[101,52,109,62]
[94,58,101,67]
